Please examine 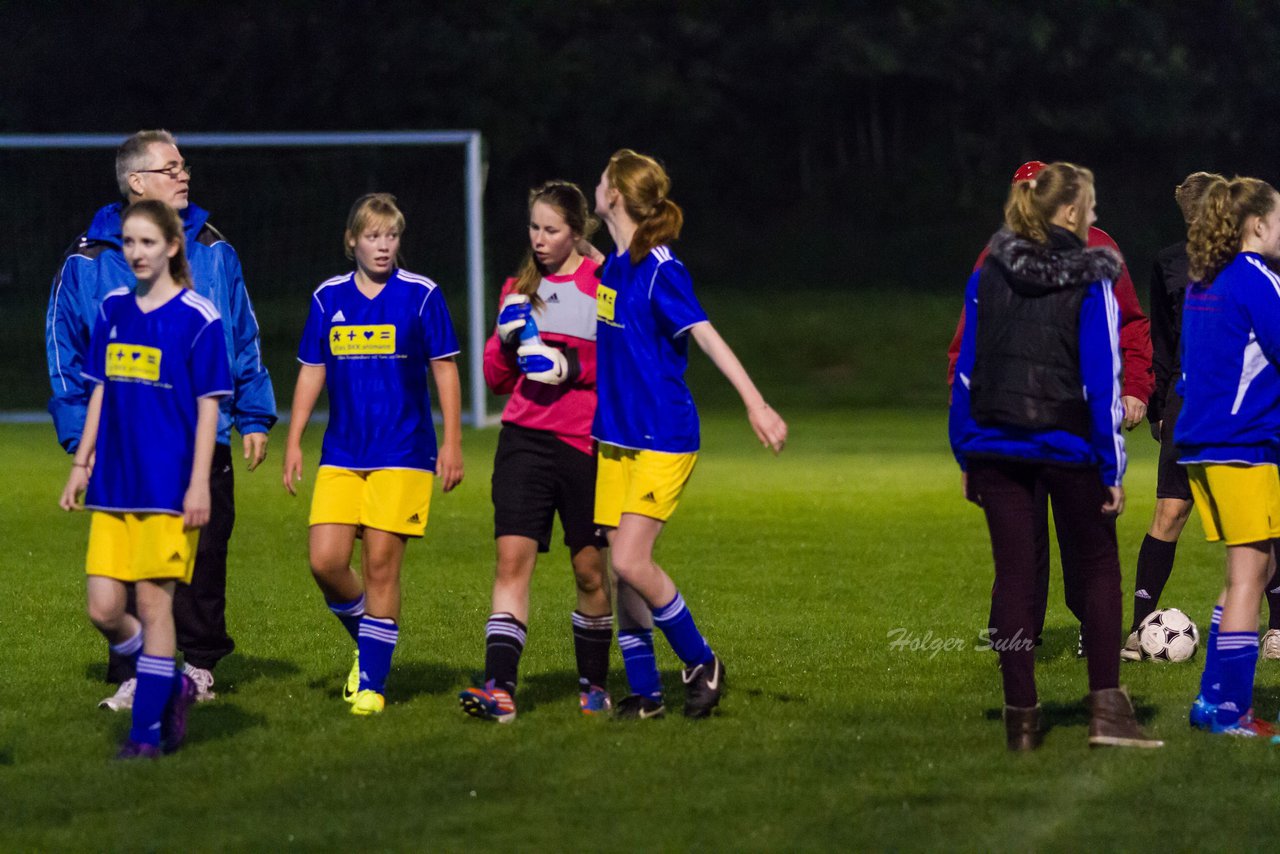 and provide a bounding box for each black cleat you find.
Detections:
[613,694,666,720]
[681,654,725,718]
